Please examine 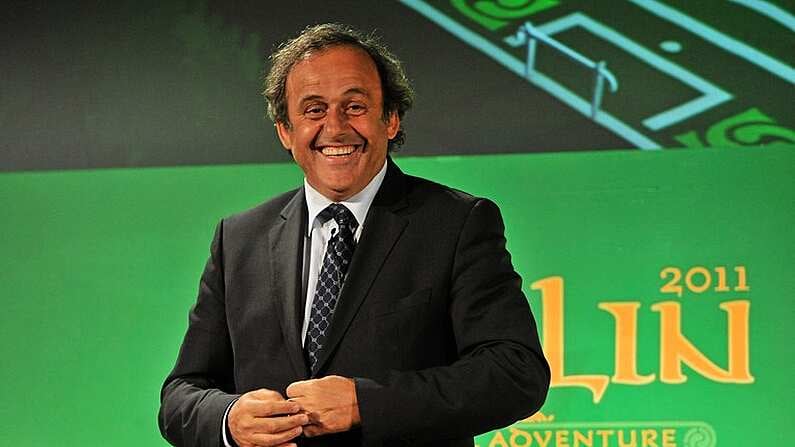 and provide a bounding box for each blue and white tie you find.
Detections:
[305,203,358,371]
